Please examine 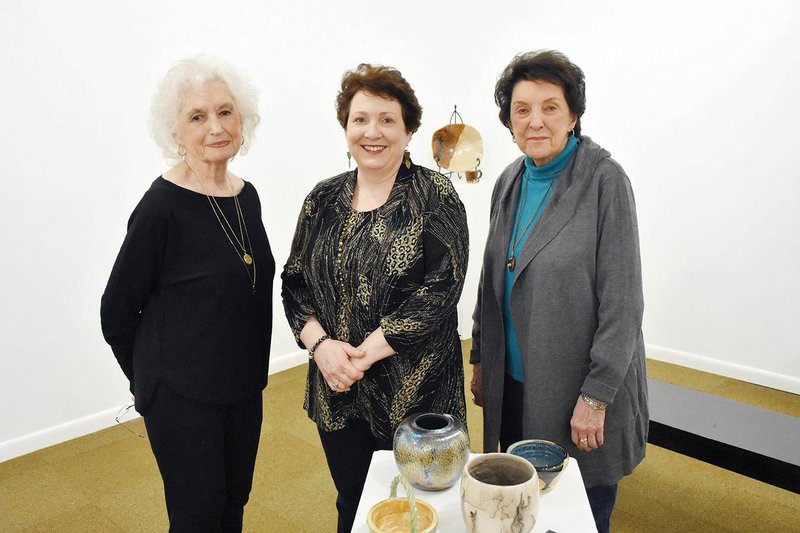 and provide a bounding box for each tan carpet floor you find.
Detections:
[2,342,798,532]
